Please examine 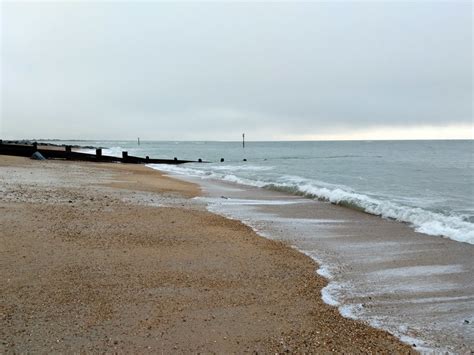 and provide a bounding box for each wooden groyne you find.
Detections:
[0,141,203,165]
